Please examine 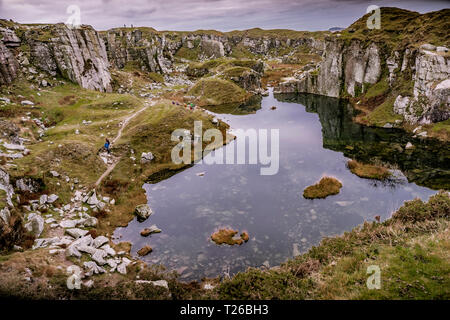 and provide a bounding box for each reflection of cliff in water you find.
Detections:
[274,93,450,190]
[202,95,262,115]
